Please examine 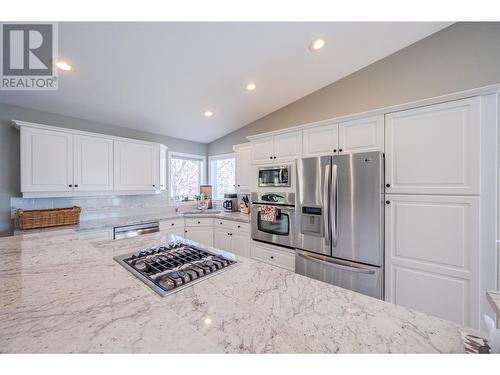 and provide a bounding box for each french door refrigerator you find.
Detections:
[295,151,384,299]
